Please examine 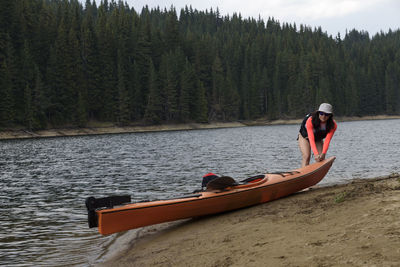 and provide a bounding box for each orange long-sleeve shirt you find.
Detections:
[305,117,337,155]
